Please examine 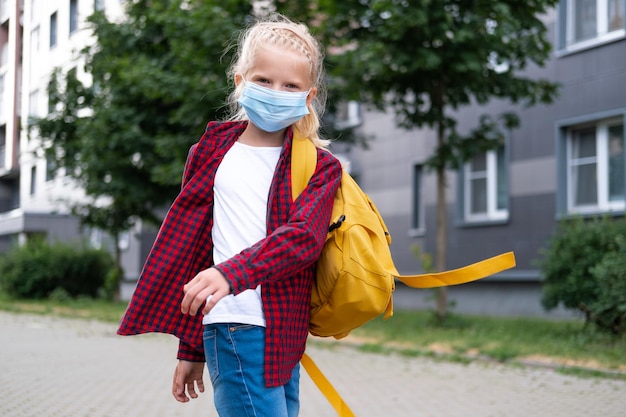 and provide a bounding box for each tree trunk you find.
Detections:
[435,121,448,322]
[112,231,122,302]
